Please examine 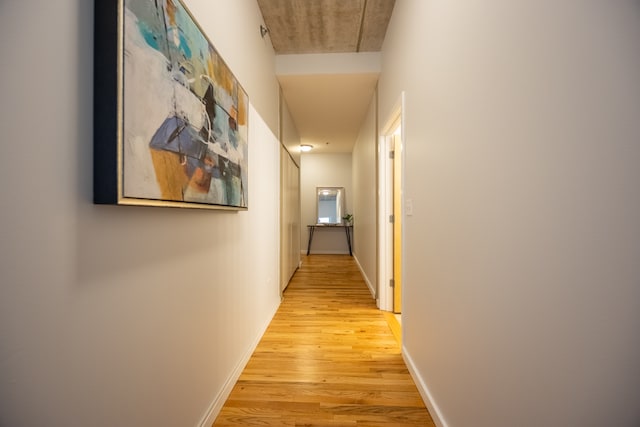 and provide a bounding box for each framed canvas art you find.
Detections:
[94,0,249,209]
